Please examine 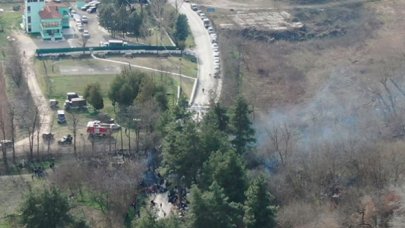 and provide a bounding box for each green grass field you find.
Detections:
[34,57,194,136]
[111,56,198,78]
